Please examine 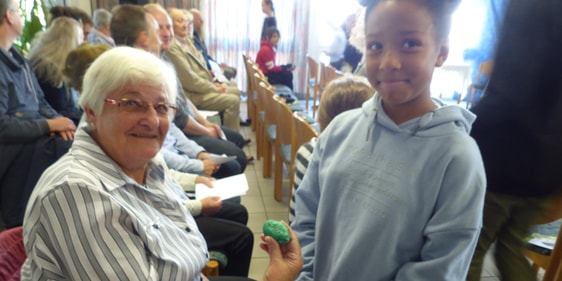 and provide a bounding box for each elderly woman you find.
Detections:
[21,47,302,281]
